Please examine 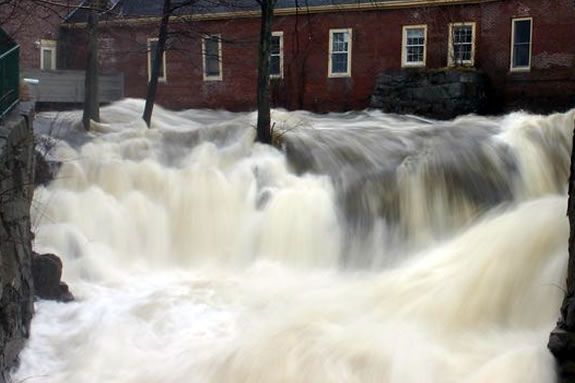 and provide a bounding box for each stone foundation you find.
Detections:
[371,69,489,119]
